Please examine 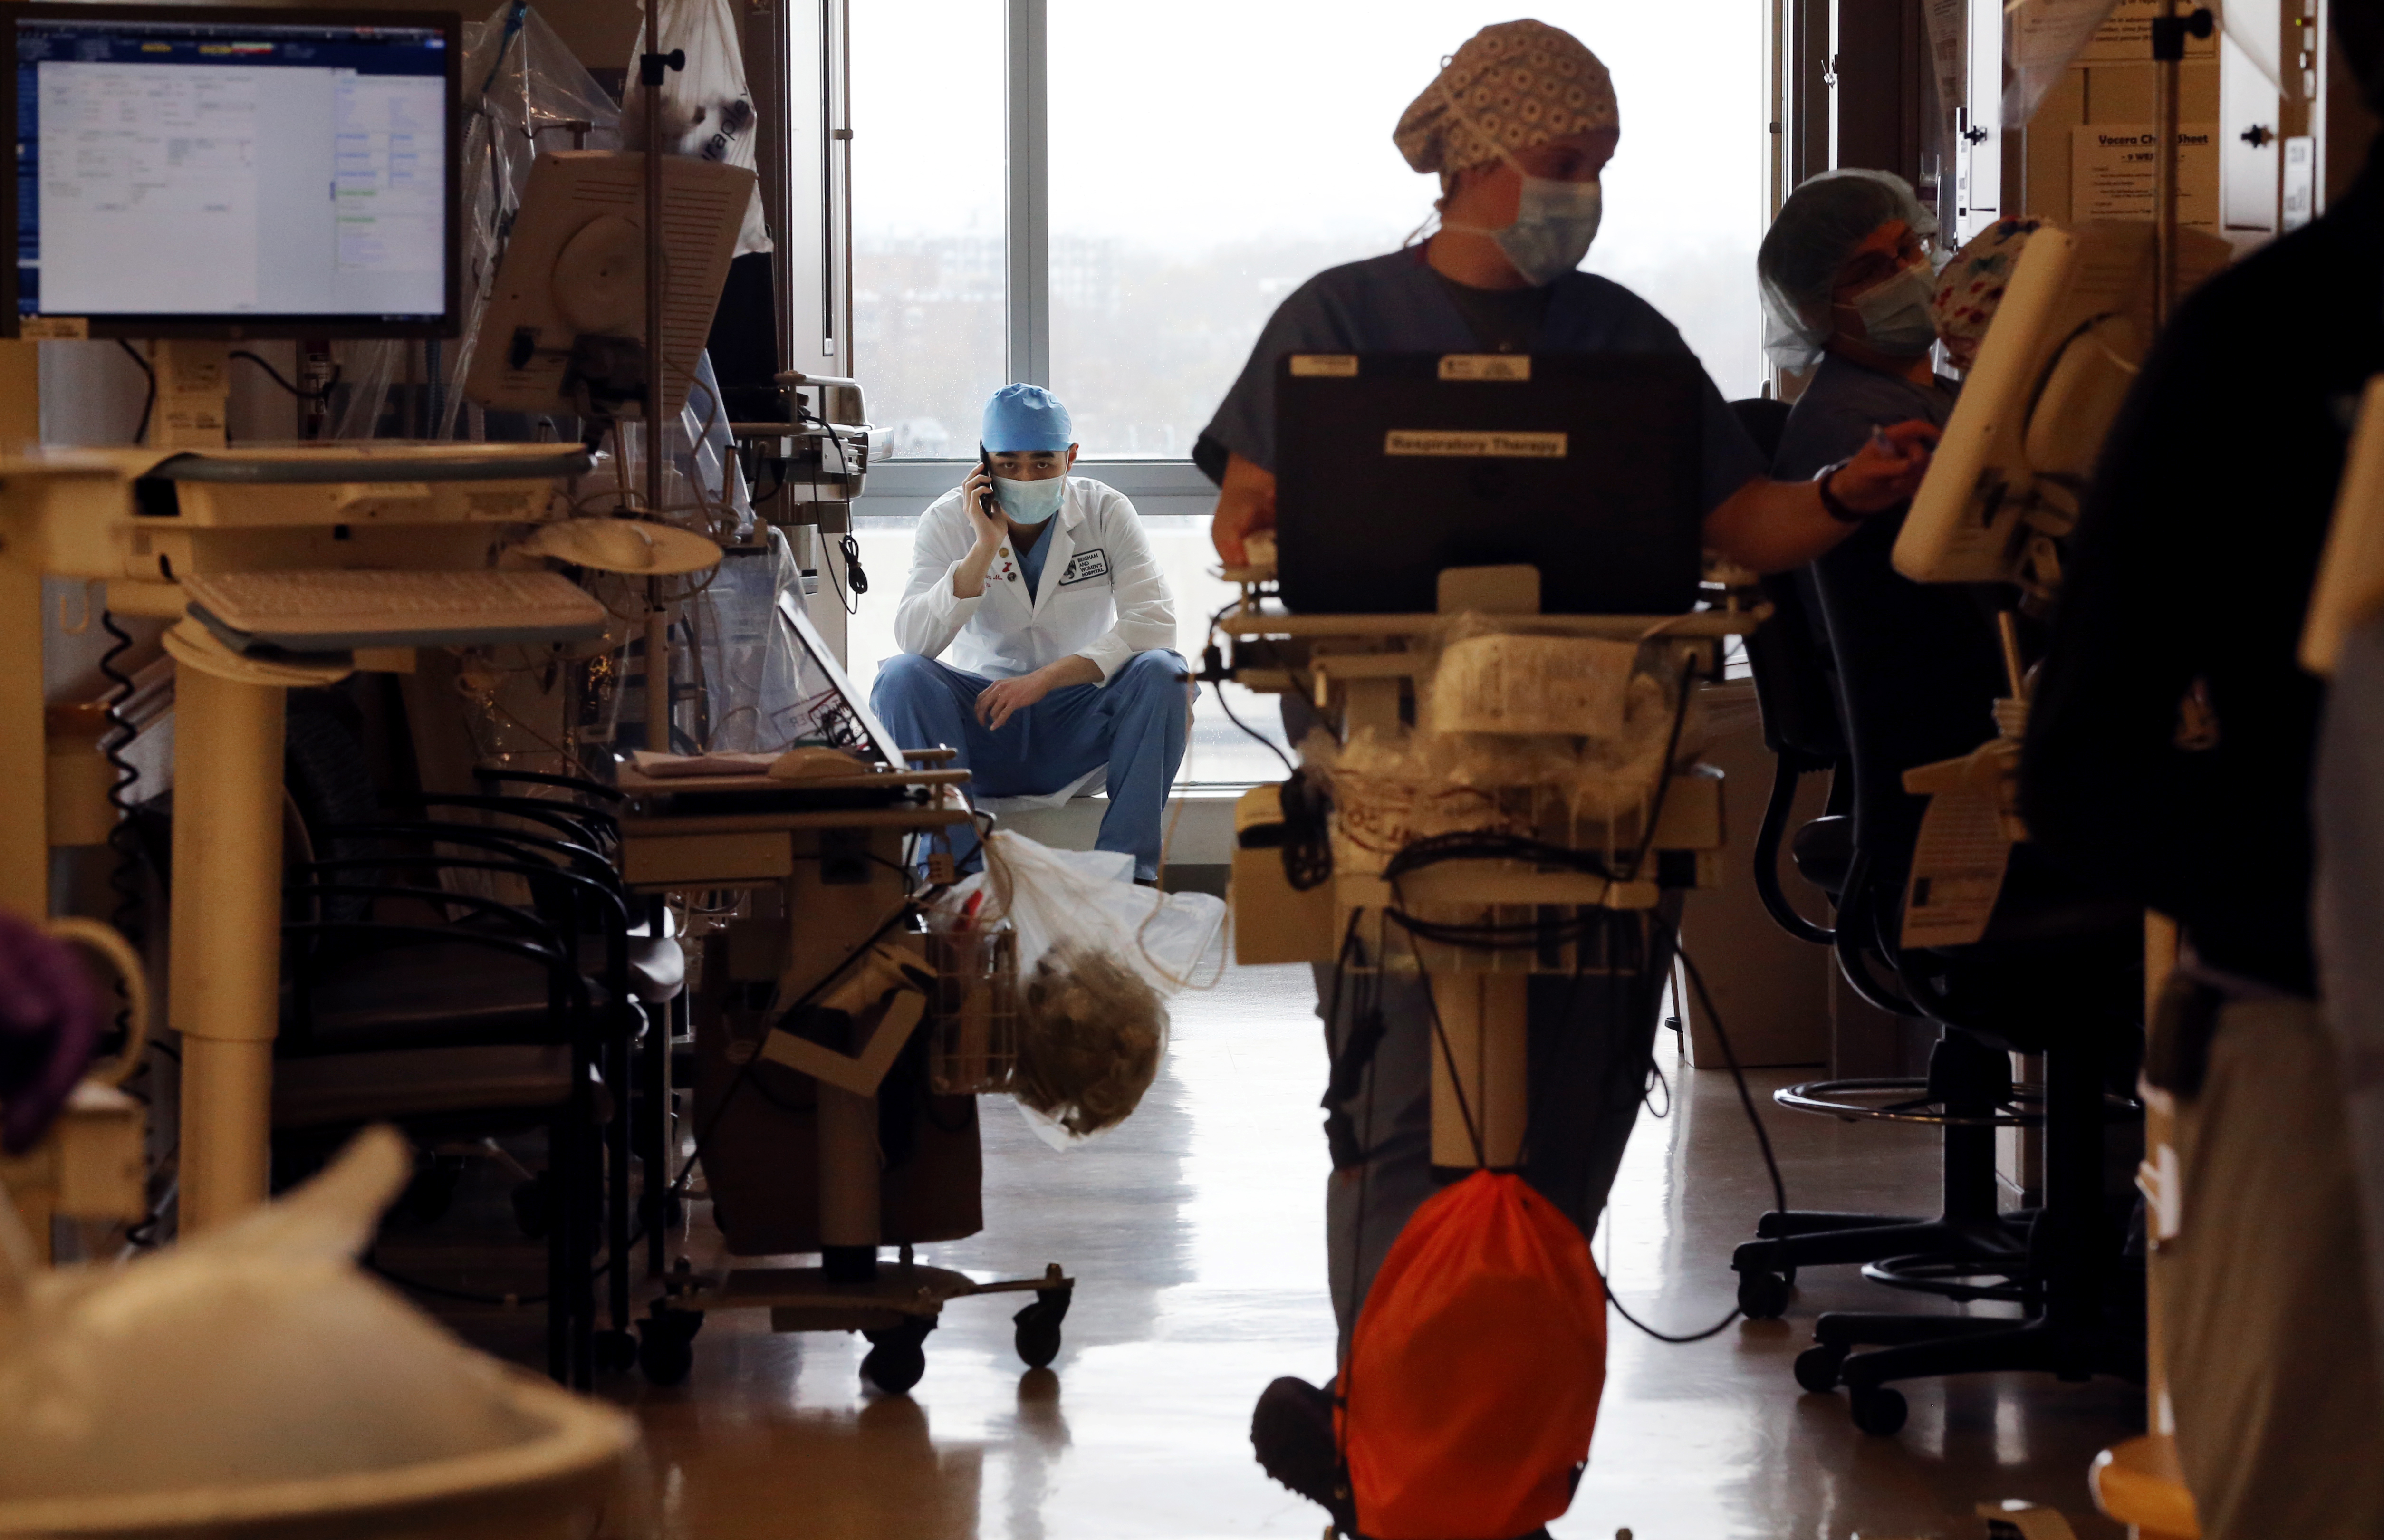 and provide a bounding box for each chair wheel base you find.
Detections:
[1737,1269,1793,1320]
[1849,1384,1908,1435]
[1793,1344,1845,1393]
